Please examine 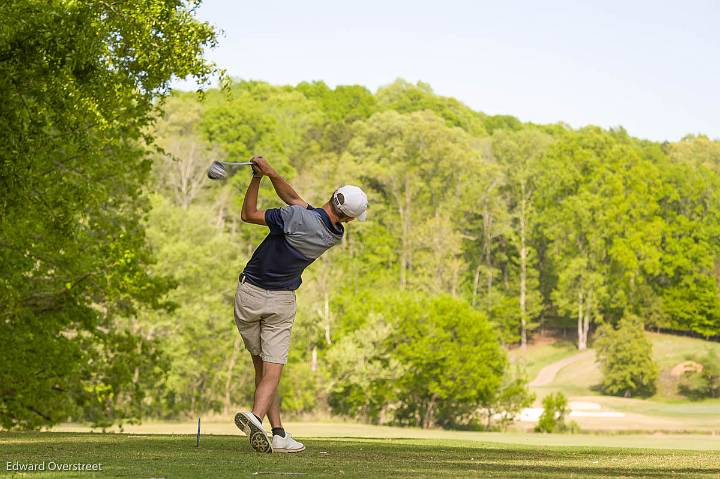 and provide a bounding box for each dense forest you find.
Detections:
[140,80,720,428]
[3,0,720,432]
